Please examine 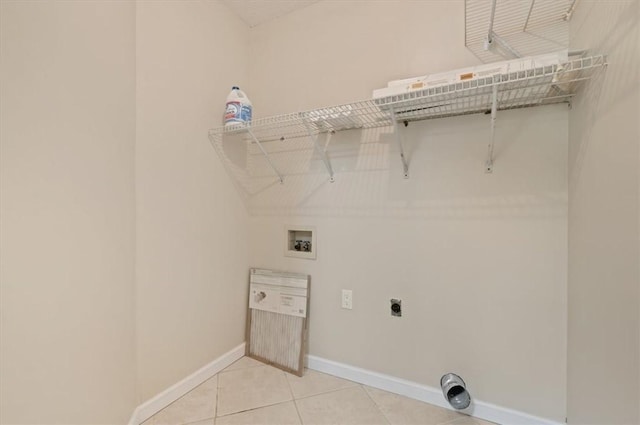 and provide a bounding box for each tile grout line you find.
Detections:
[219,360,265,375]
[216,399,297,420]
[184,375,219,425]
[215,365,295,419]
[215,363,271,418]
[361,384,392,425]
[284,370,305,425]
[289,382,360,402]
